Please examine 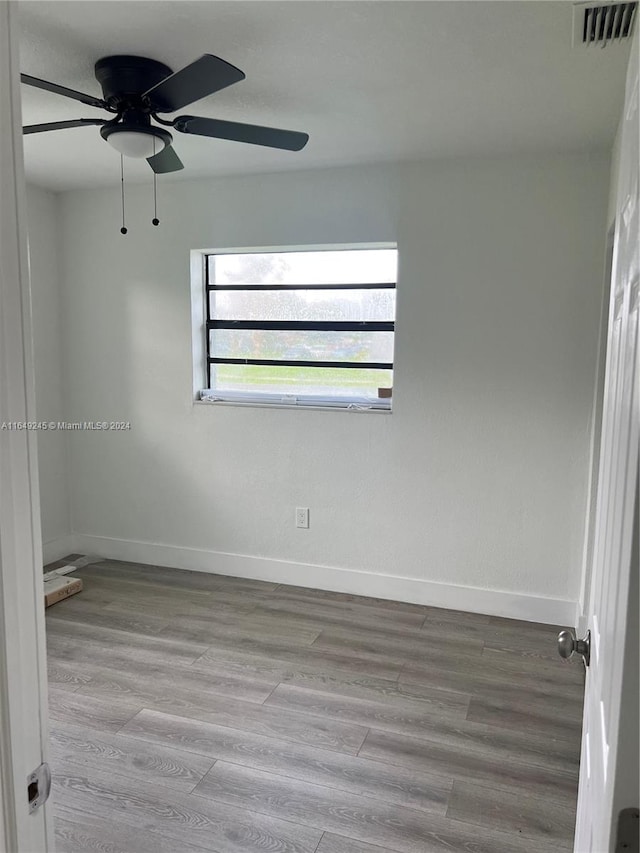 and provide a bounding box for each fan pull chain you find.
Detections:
[152,139,159,227]
[120,155,127,235]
